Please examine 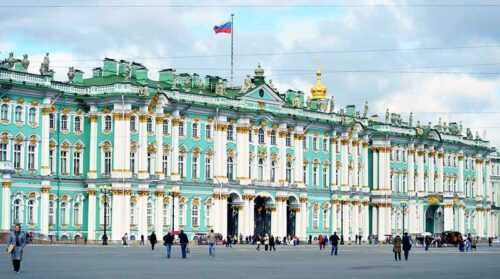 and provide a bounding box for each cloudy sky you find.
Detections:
[1,0,499,146]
